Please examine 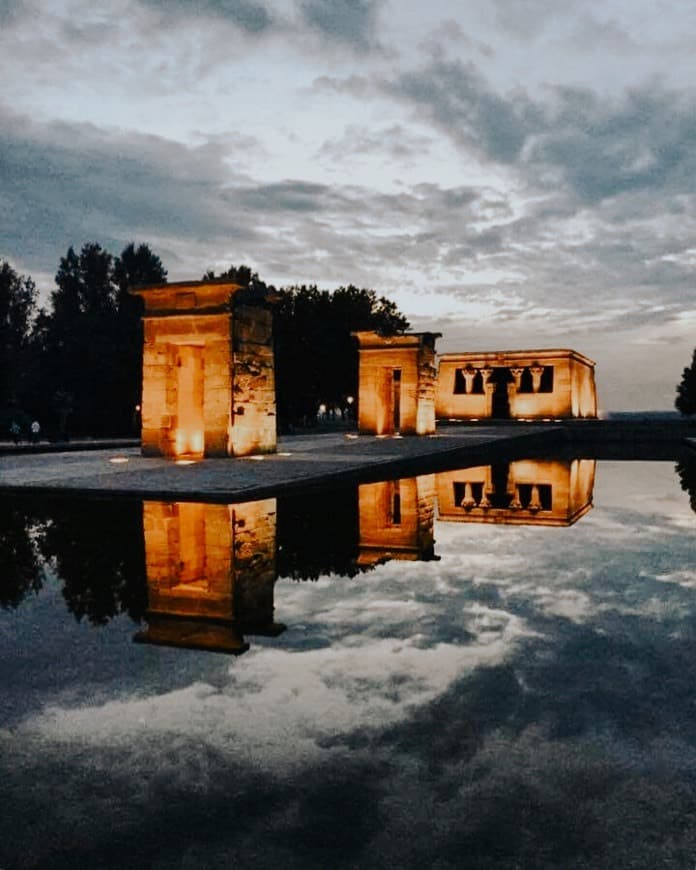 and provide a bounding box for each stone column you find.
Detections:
[459,482,476,510]
[478,367,493,415]
[463,367,476,394]
[510,367,524,389]
[484,382,496,417]
[530,364,544,393]
[528,485,542,513]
